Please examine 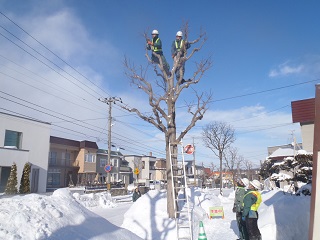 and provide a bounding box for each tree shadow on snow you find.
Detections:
[132,190,176,240]
[47,215,141,239]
